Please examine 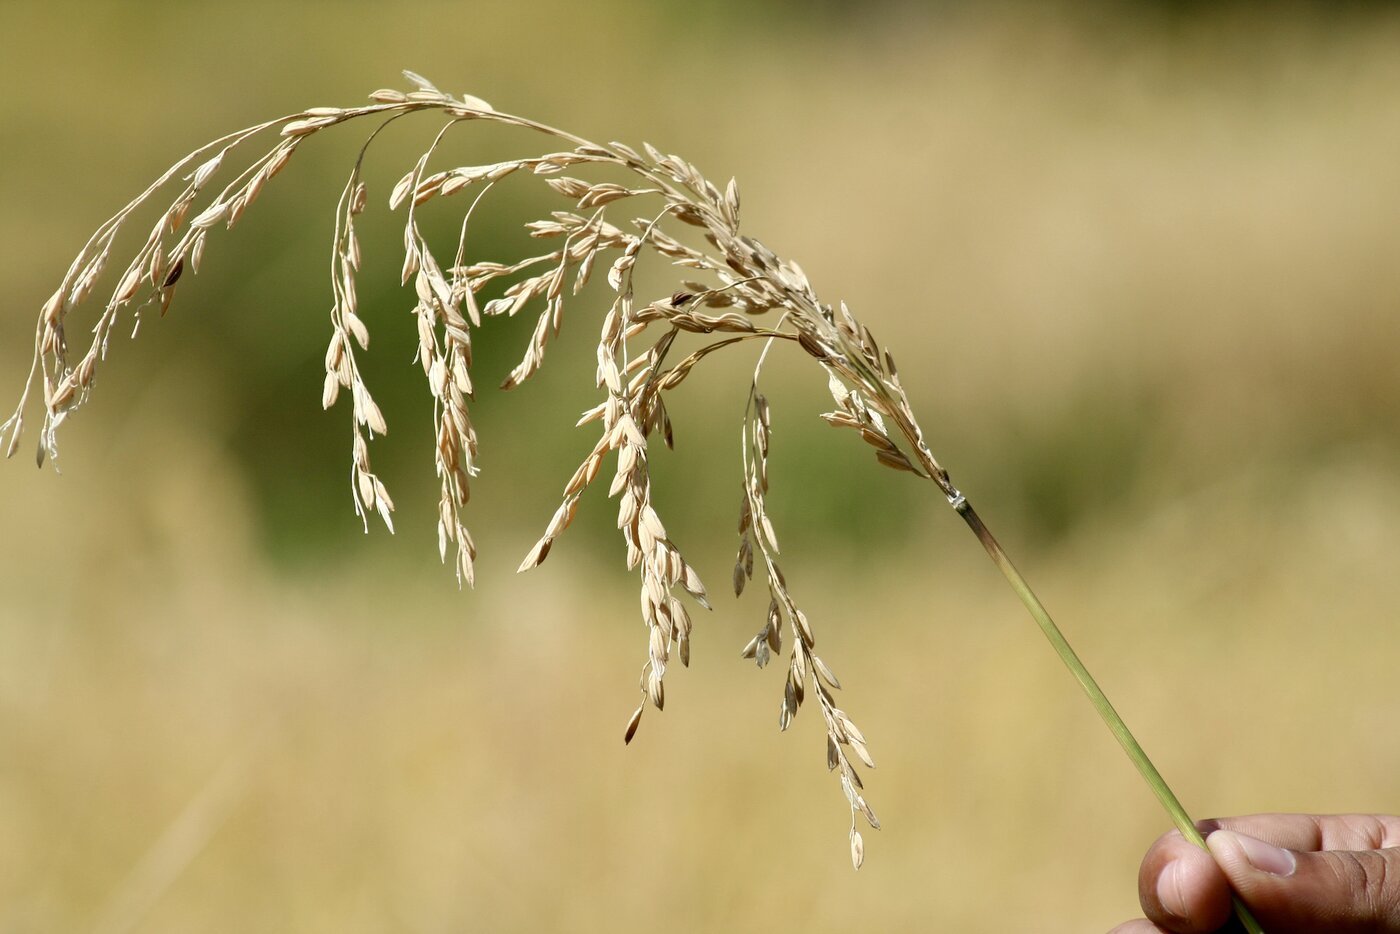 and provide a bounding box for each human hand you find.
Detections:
[1109,814,1400,933]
